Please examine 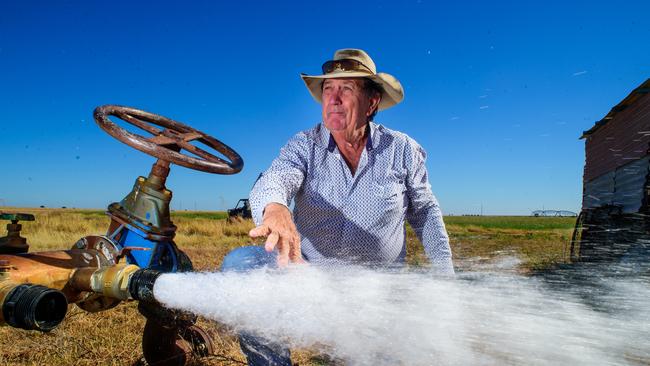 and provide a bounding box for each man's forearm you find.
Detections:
[408,203,454,275]
[249,172,296,226]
